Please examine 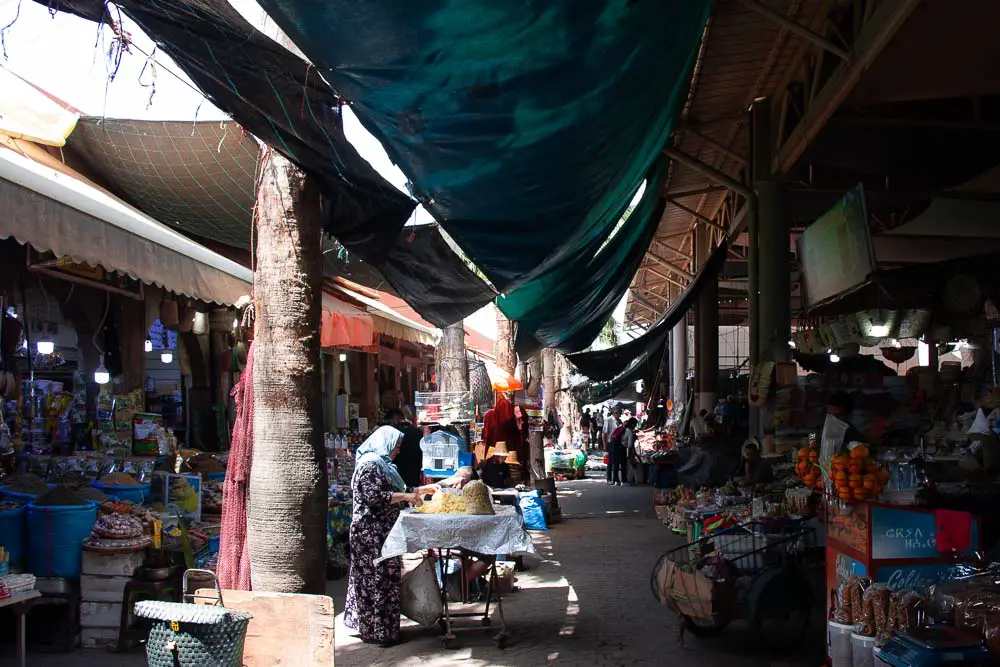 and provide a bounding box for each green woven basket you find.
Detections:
[134,600,253,667]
